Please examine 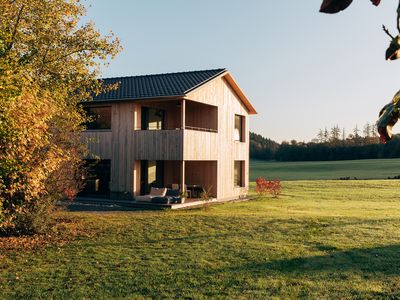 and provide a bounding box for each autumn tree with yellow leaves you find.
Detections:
[0,0,121,235]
